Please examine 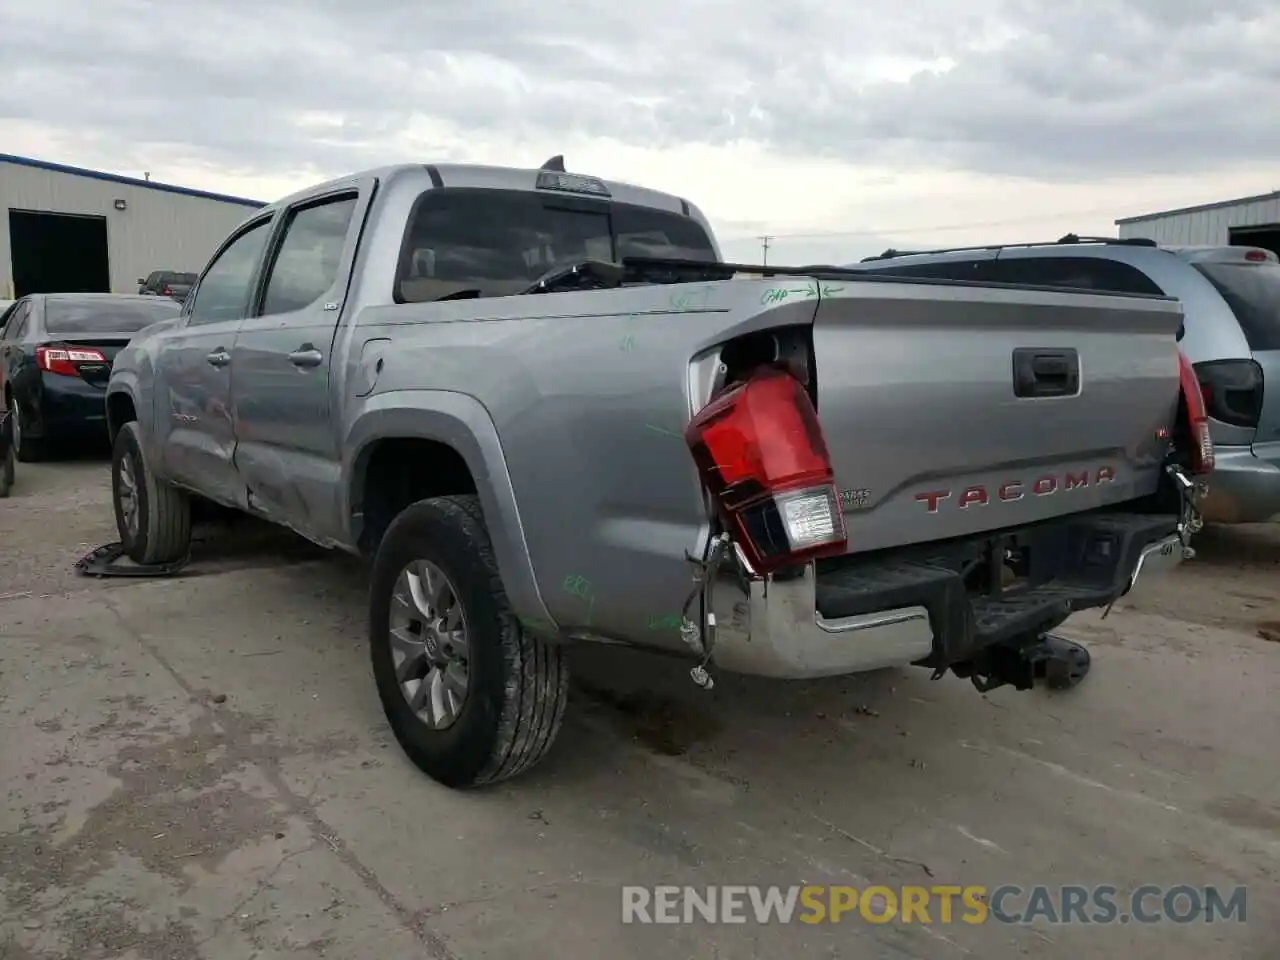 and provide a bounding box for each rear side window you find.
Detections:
[862,258,990,282]
[1193,262,1280,351]
[44,298,181,335]
[395,188,717,303]
[261,194,358,316]
[984,256,1165,295]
